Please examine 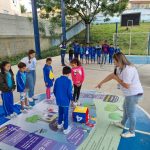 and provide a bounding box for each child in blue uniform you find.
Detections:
[69,48,74,62]
[85,44,90,64]
[0,61,16,119]
[43,58,54,100]
[109,44,115,64]
[54,66,73,134]
[95,43,102,64]
[91,46,96,63]
[115,45,121,53]
[73,42,80,59]
[16,62,32,113]
[79,44,84,64]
